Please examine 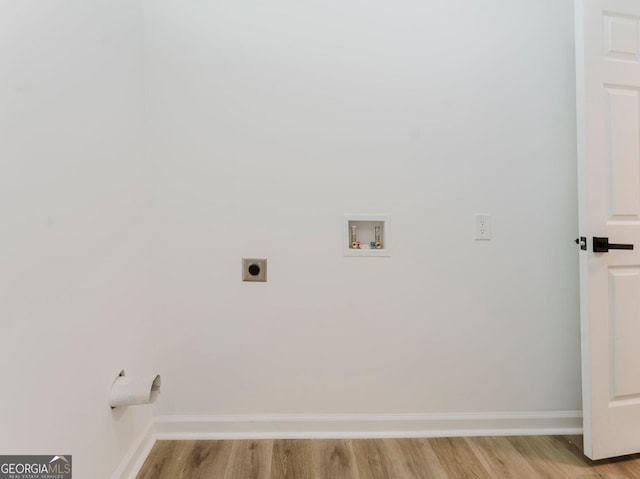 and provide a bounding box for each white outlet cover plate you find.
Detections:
[474,214,491,240]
